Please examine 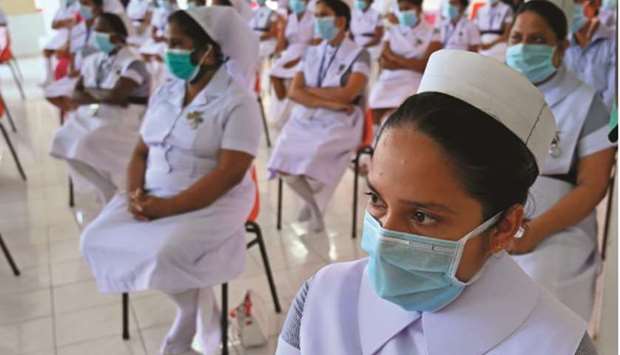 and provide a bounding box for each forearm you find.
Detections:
[126,152,147,193]
[394,55,427,72]
[72,89,97,105]
[289,87,340,109]
[531,184,610,240]
[170,168,246,214]
[306,87,359,105]
[365,36,382,48]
